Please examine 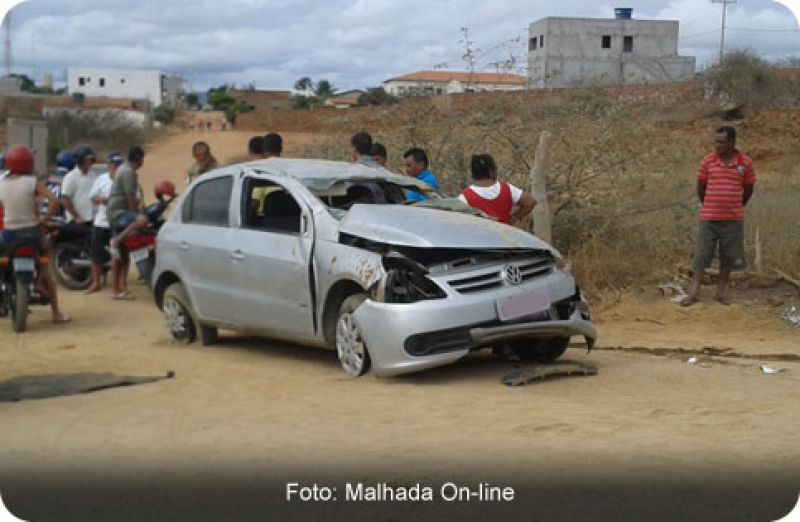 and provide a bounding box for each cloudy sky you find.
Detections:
[3,0,799,92]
